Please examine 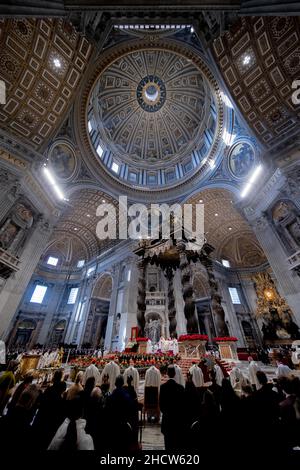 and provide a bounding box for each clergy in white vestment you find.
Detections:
[100,360,120,392]
[276,361,293,378]
[144,366,161,421]
[174,363,185,386]
[189,363,204,388]
[0,340,6,365]
[229,365,248,392]
[247,357,261,390]
[145,365,161,388]
[214,363,224,386]
[84,363,102,386]
[123,361,140,392]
